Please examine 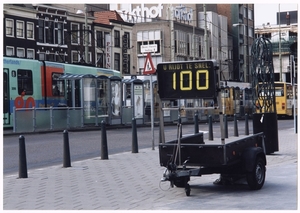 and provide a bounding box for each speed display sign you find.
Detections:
[156,60,218,100]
